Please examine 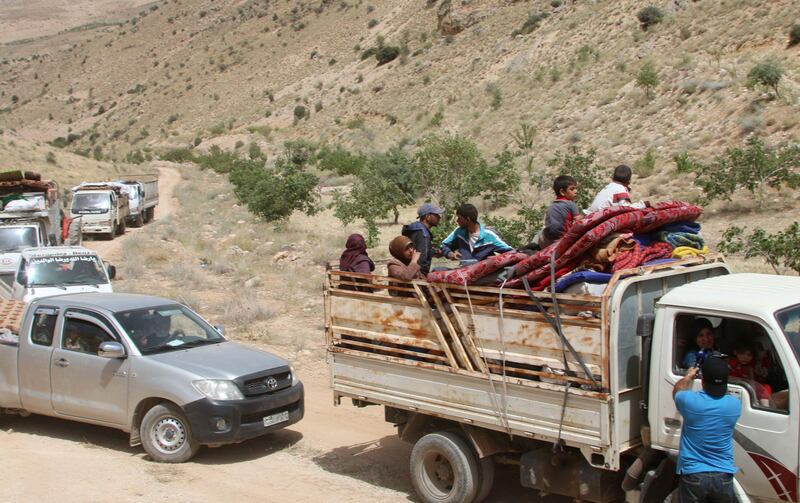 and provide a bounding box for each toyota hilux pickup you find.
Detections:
[0,292,304,462]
